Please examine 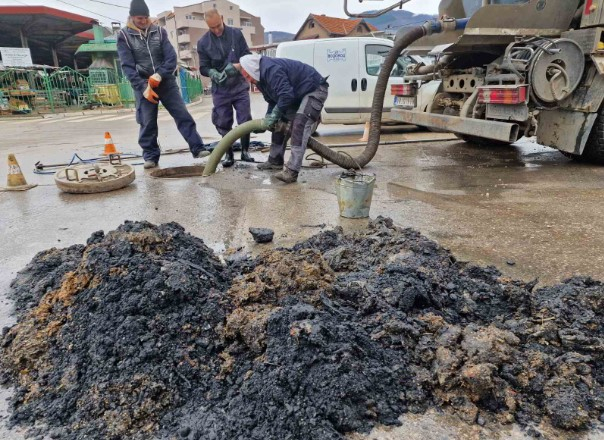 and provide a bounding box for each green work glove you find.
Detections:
[262,107,283,130]
[224,63,238,77]
[209,69,227,86]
